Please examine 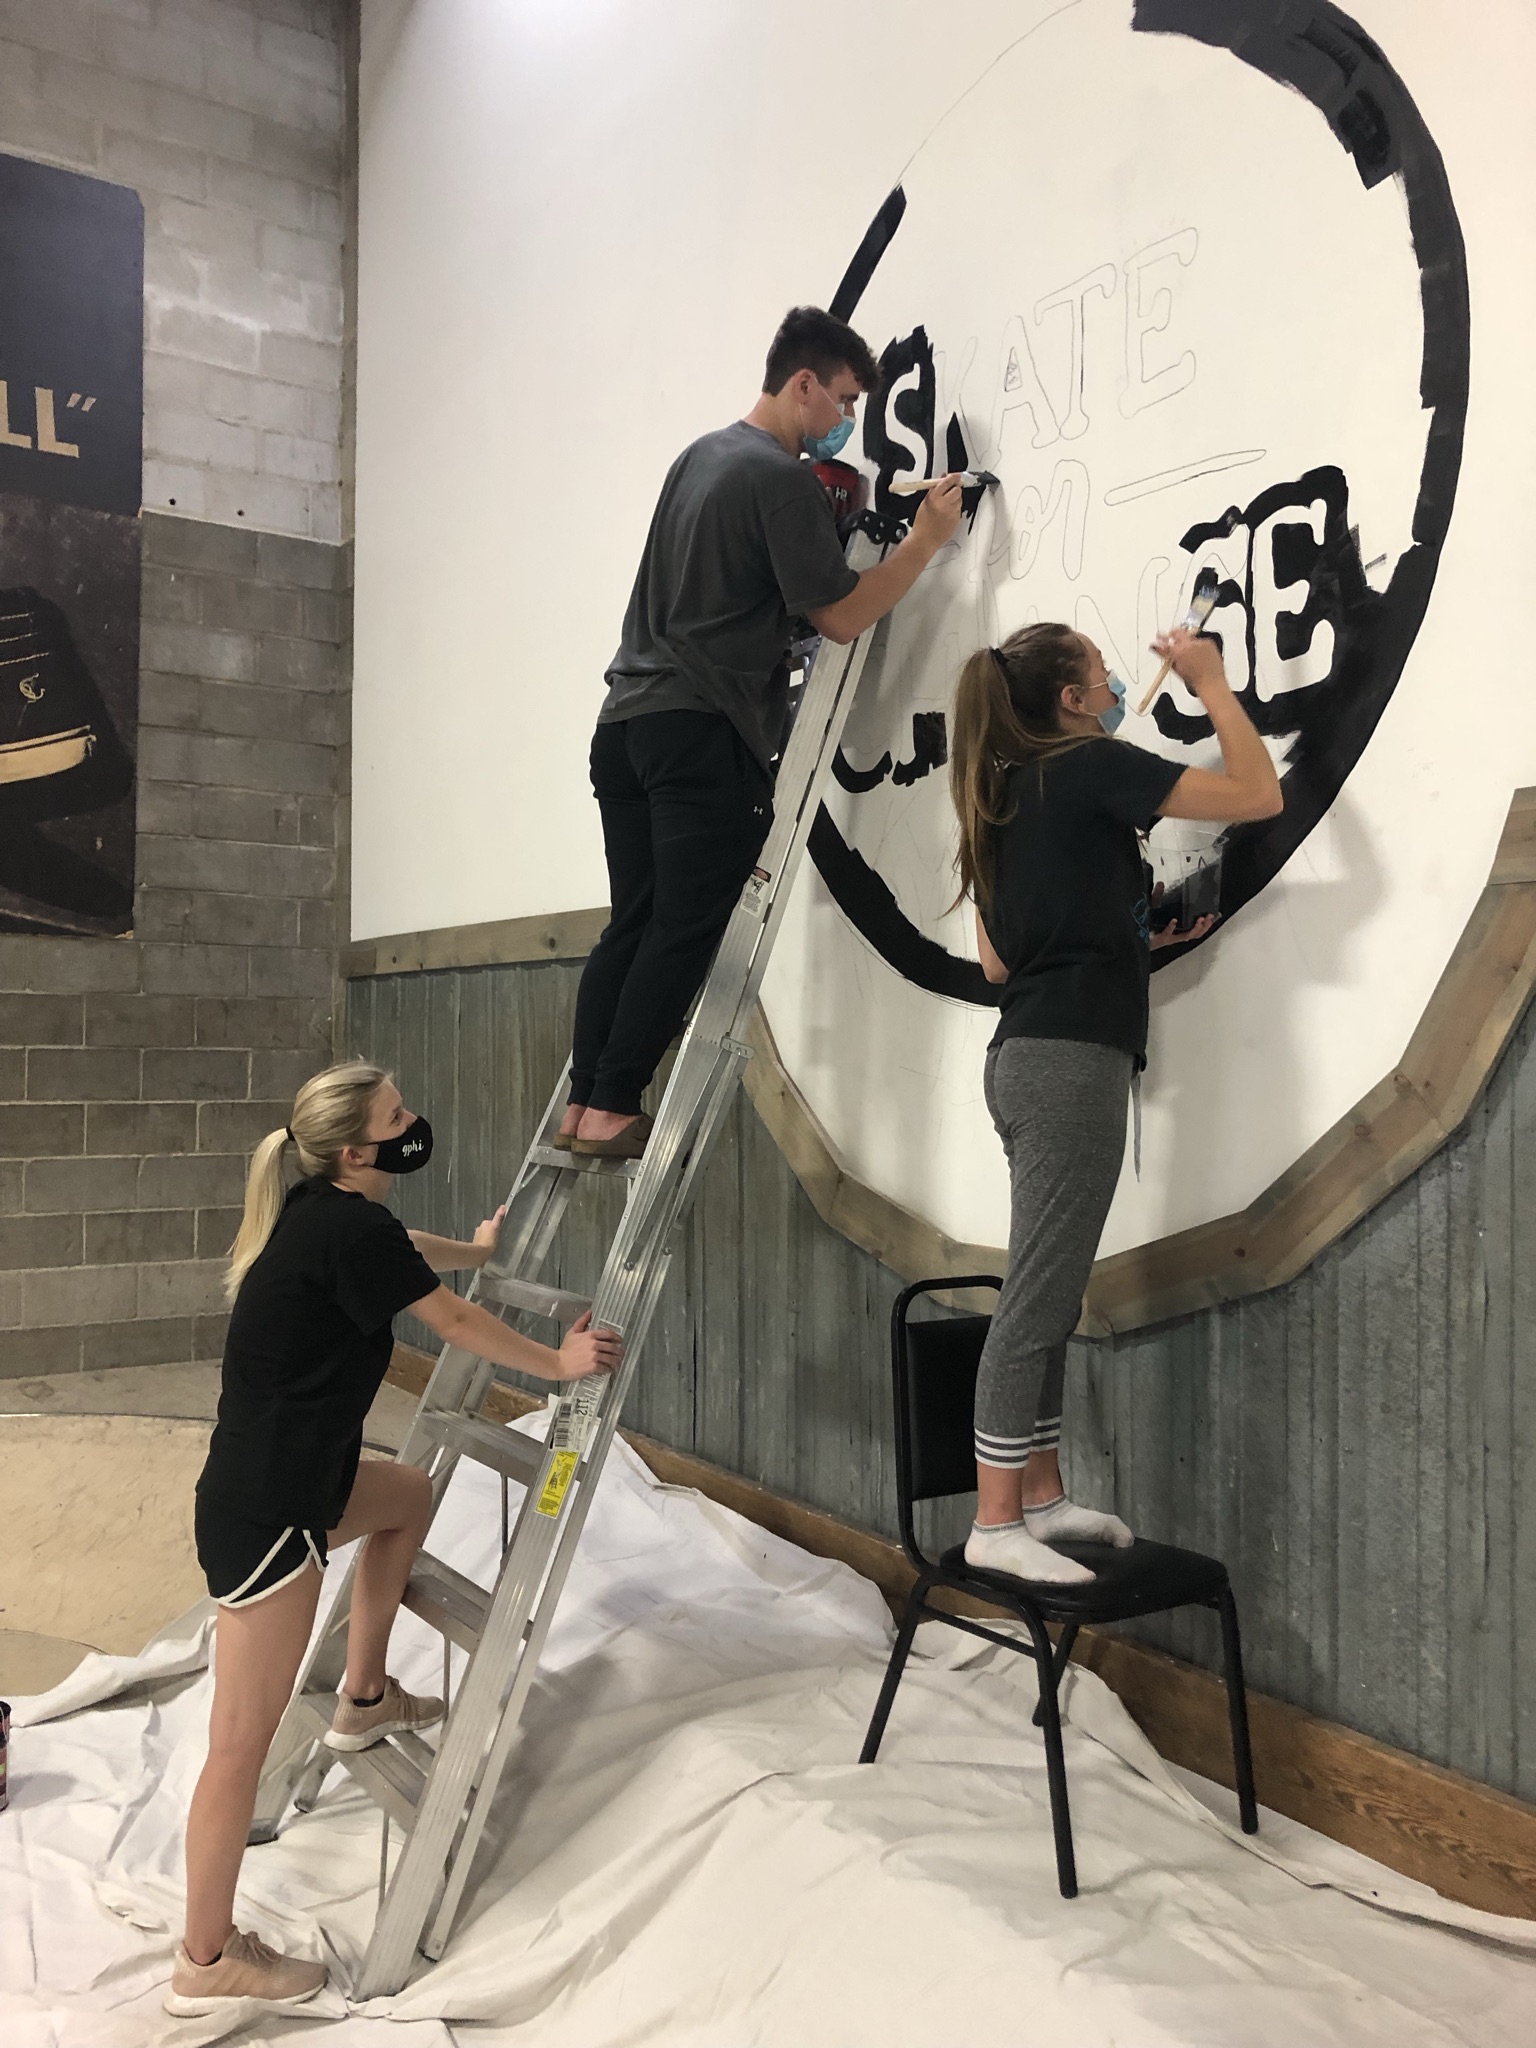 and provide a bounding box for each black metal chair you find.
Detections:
[860,1275,1258,1897]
